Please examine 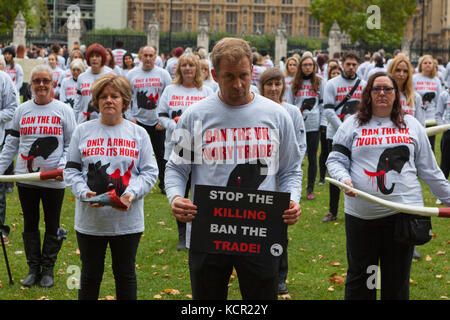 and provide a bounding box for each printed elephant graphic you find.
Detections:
[338,100,359,121]
[301,97,316,121]
[226,159,268,189]
[65,98,75,108]
[421,92,436,111]
[87,160,134,196]
[363,145,410,195]
[82,102,99,121]
[171,110,182,119]
[137,90,159,110]
[20,137,59,173]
